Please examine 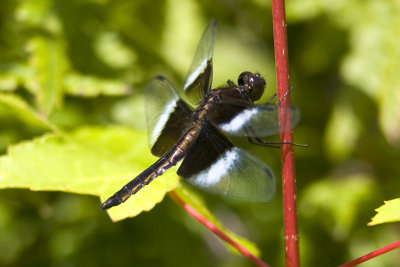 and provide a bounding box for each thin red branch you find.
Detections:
[169,191,269,267]
[338,240,400,267]
[272,0,300,266]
